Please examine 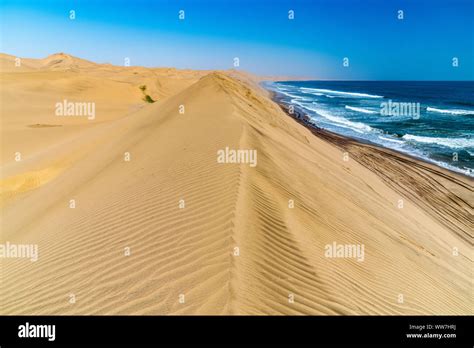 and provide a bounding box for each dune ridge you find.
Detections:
[0,55,472,314]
